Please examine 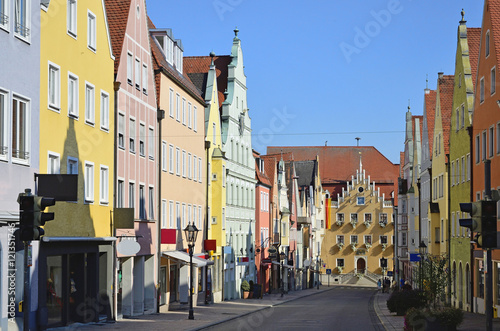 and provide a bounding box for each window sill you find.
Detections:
[118,145,125,150]
[48,105,61,113]
[68,113,79,120]
[11,158,30,166]
[100,127,109,133]
[88,45,96,53]
[67,31,77,40]
[84,199,94,204]
[85,120,95,127]
[100,201,109,206]
[14,33,31,45]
